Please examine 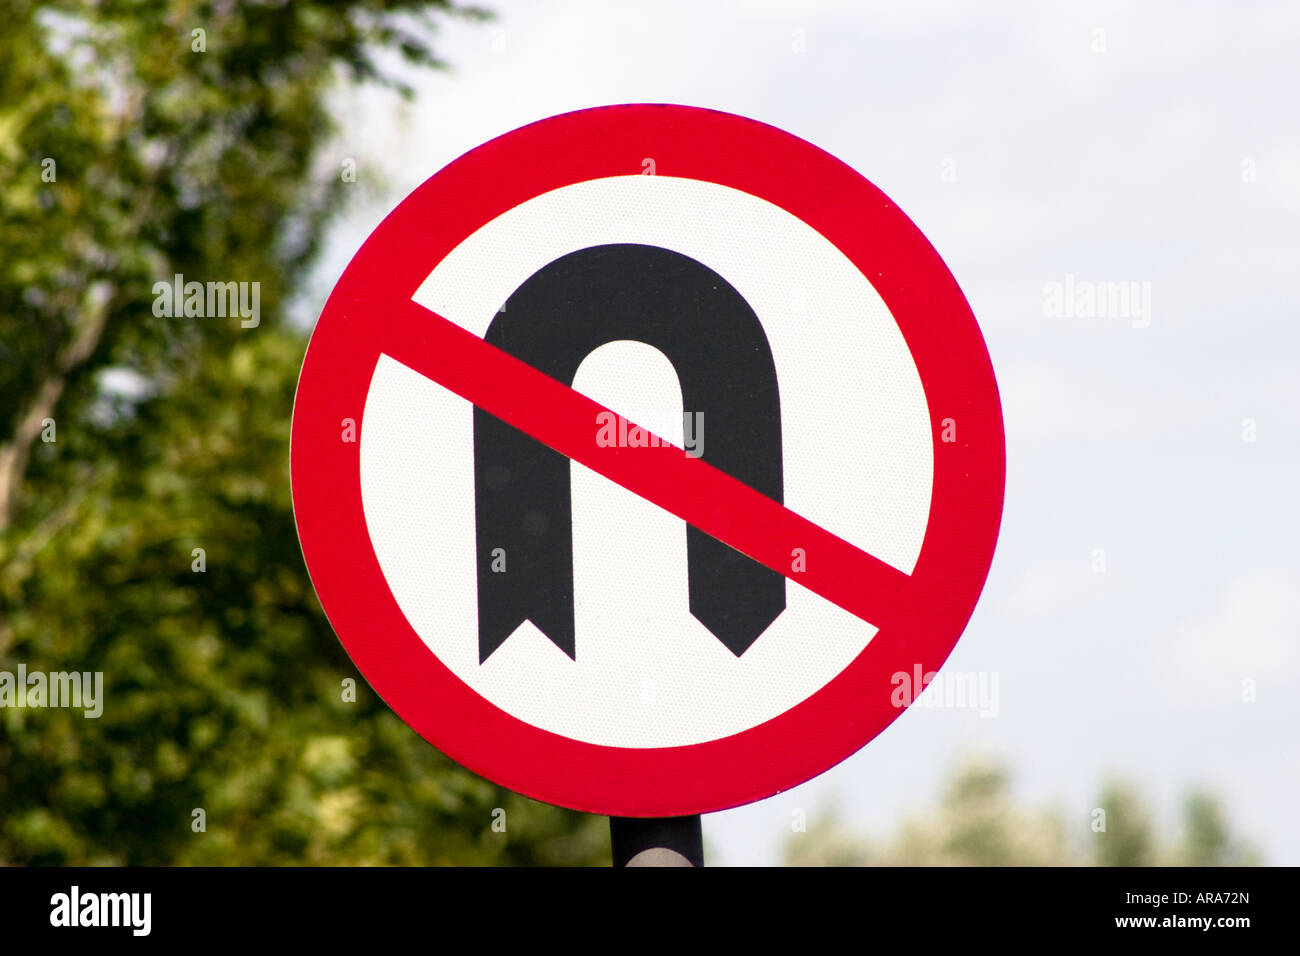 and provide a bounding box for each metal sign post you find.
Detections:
[610,816,704,867]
